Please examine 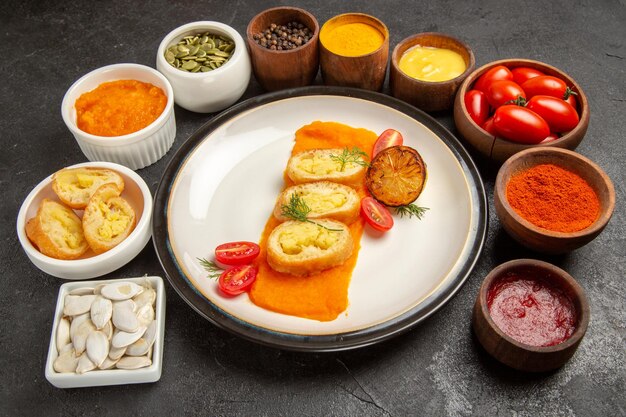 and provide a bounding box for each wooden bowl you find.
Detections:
[454,59,590,163]
[319,13,389,91]
[390,32,475,112]
[246,7,319,91]
[473,259,590,372]
[495,147,615,254]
